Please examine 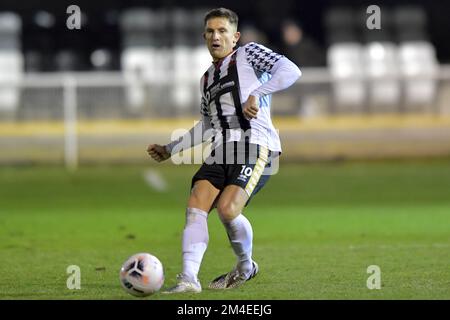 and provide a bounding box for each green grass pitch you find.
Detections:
[1,160,449,300]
